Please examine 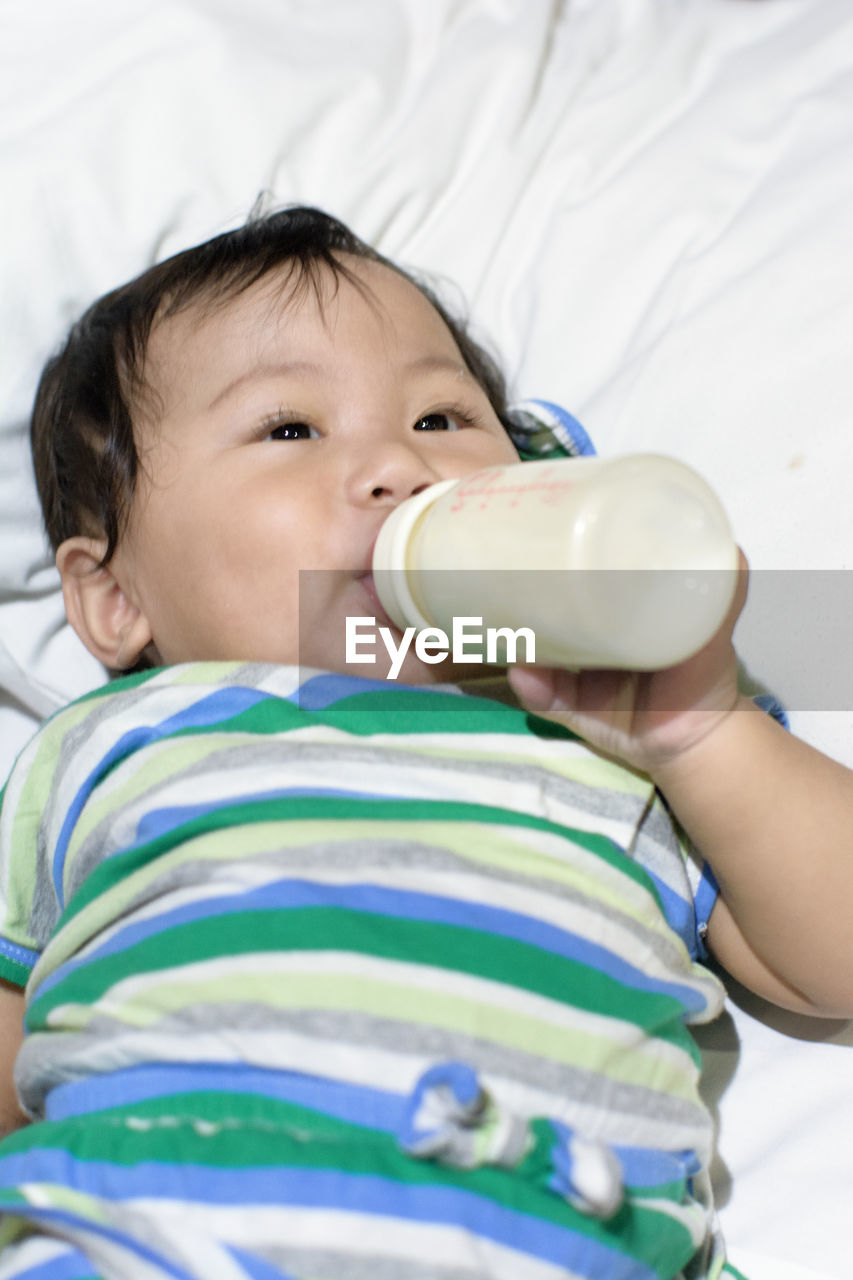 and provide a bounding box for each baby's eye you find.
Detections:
[413,413,462,432]
[265,420,318,441]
